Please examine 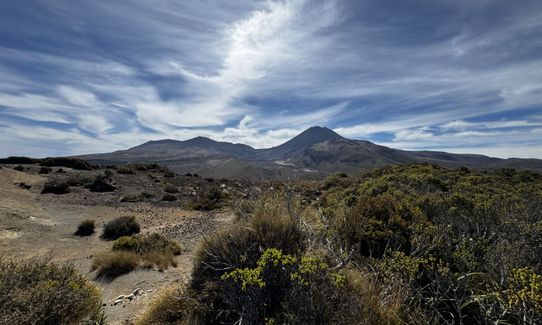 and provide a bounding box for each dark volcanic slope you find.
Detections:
[77,126,542,179]
[254,126,344,160]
